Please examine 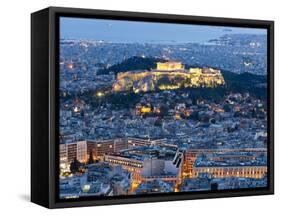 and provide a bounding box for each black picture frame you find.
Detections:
[31,6,274,208]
